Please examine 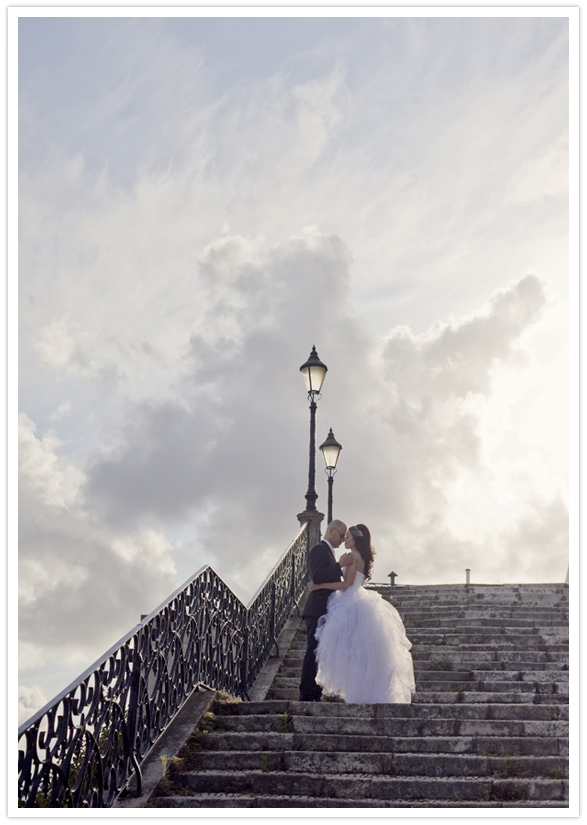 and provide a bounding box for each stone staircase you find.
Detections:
[143,583,569,808]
